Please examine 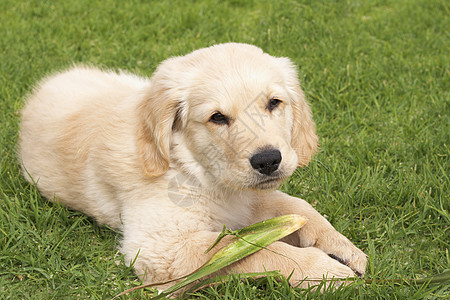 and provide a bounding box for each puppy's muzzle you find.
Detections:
[250,149,282,176]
